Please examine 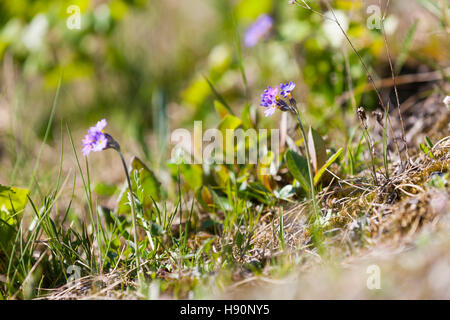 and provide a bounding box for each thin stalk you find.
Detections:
[379,0,409,166]
[84,157,99,272]
[291,107,319,221]
[294,0,403,170]
[28,75,62,190]
[358,107,378,185]
[362,127,378,186]
[118,151,141,276]
[279,207,285,250]
[324,0,402,171]
[382,106,390,181]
